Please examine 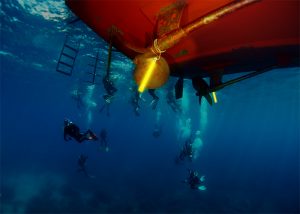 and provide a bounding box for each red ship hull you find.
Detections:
[65,0,300,78]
